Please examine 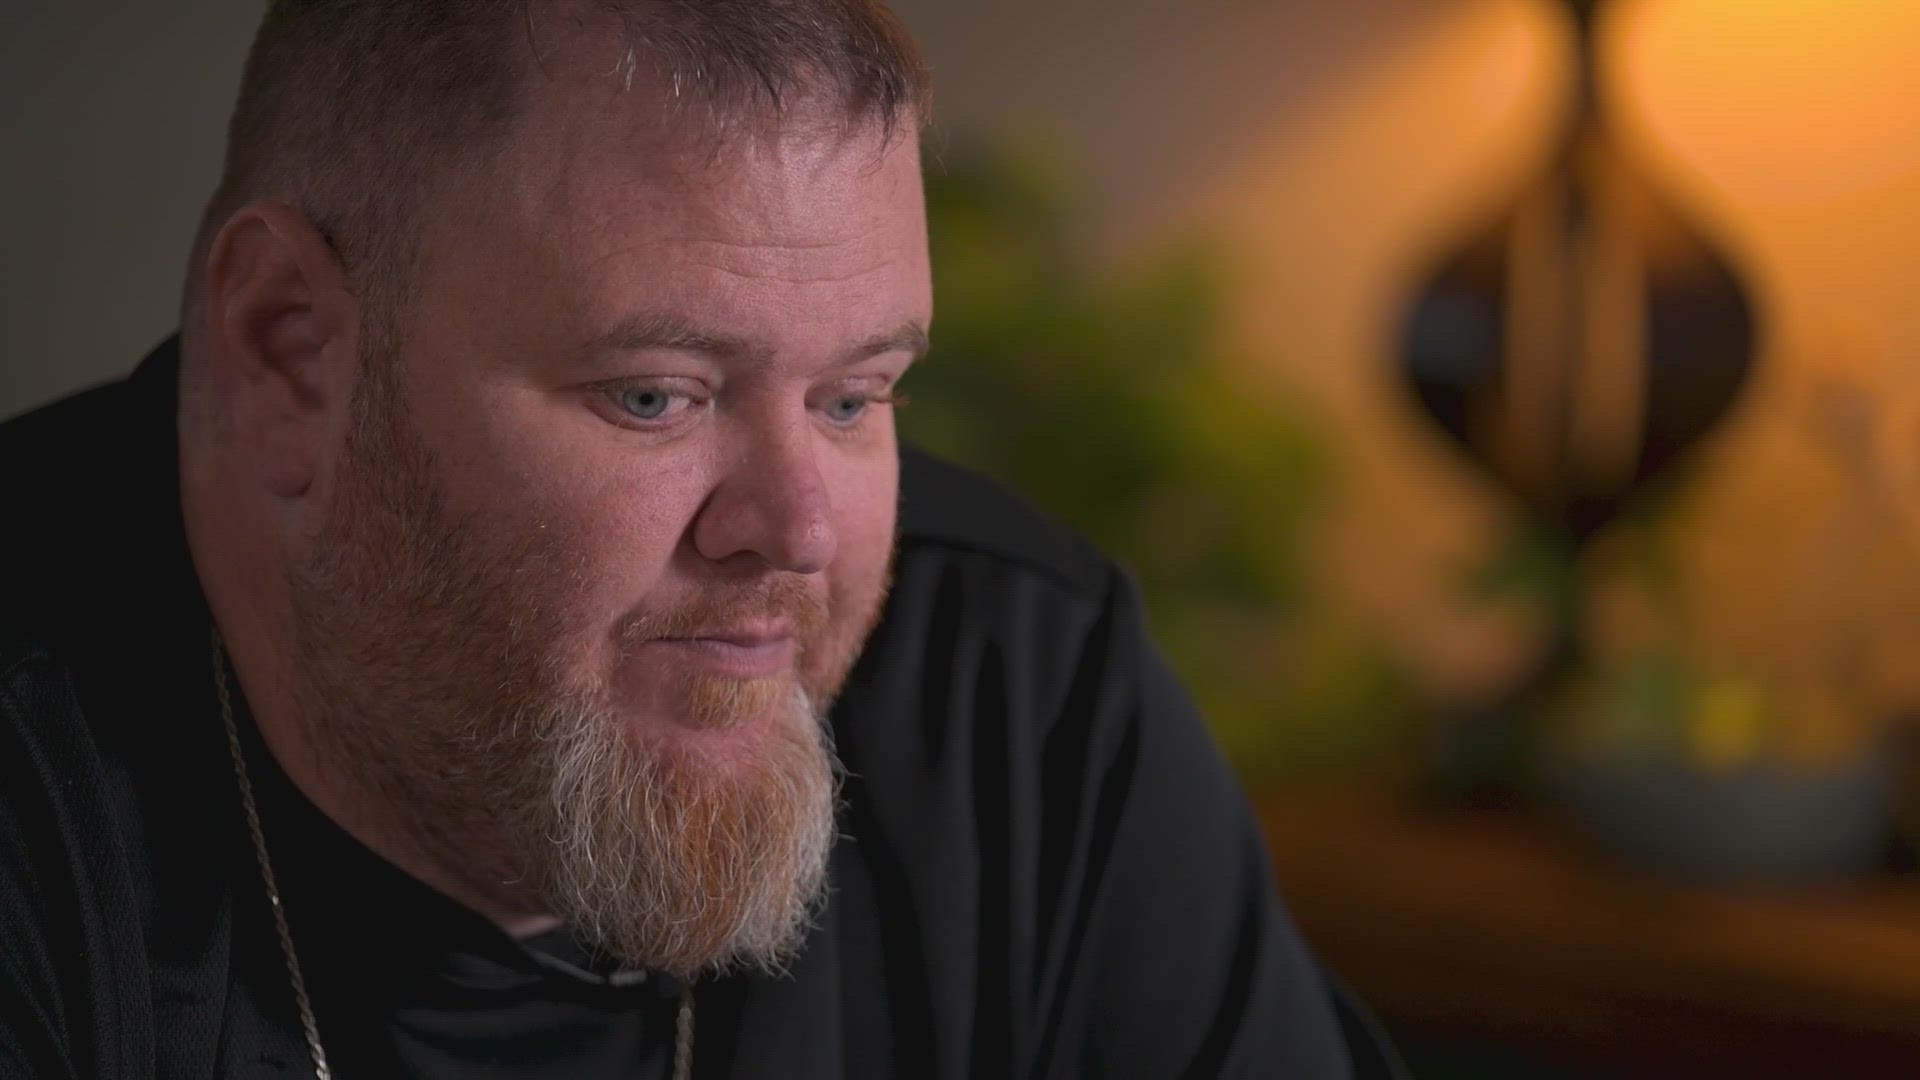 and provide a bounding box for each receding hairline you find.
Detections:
[370,68,930,347]
[512,0,930,135]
